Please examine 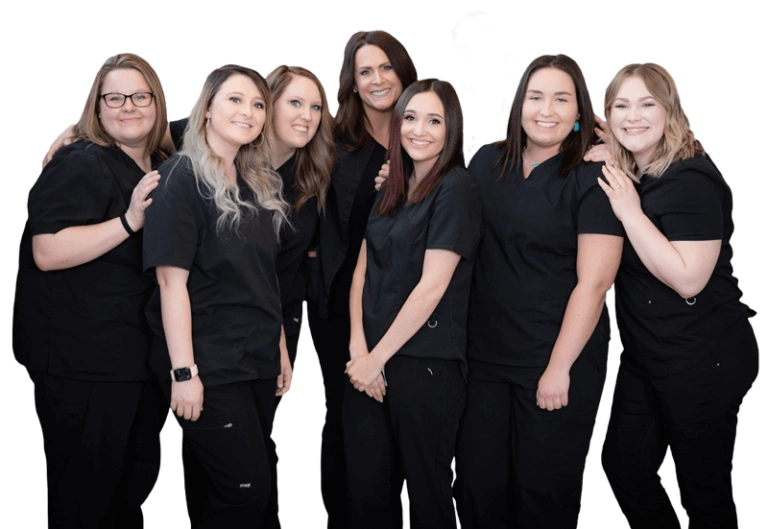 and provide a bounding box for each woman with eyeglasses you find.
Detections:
[13,53,169,528]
